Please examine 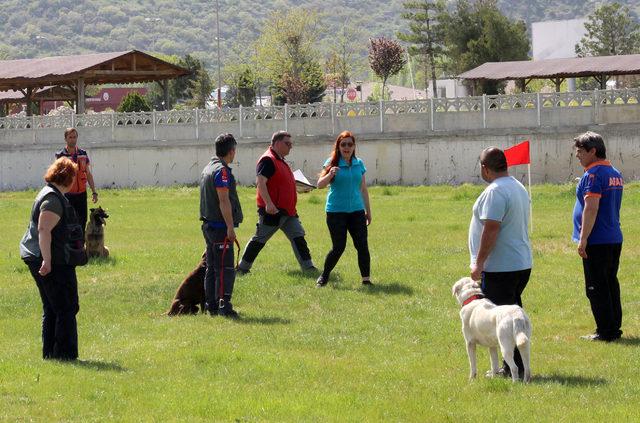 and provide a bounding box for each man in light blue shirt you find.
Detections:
[468,147,532,378]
